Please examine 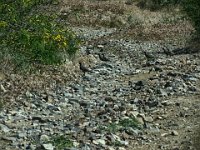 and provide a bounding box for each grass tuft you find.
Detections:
[51,135,73,150]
